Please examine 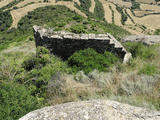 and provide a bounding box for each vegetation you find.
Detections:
[0,5,129,51]
[68,48,120,73]
[0,82,40,120]
[154,28,160,35]
[116,5,128,25]
[74,0,91,16]
[0,0,24,10]
[0,10,12,31]
[131,0,140,10]
[93,0,105,21]
[0,3,160,120]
